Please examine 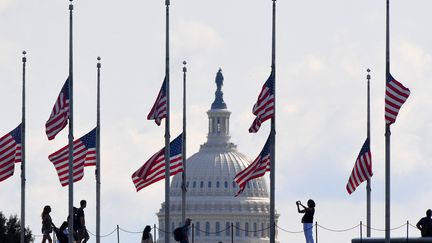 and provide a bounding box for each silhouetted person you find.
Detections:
[181,218,191,243]
[41,205,53,243]
[141,225,153,243]
[54,221,69,243]
[76,200,89,243]
[297,199,315,243]
[417,209,432,237]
